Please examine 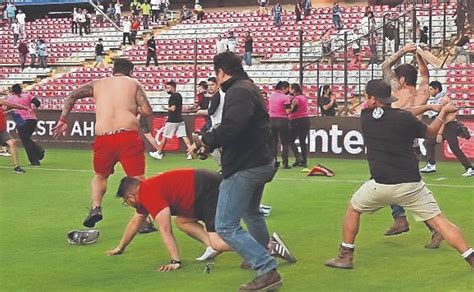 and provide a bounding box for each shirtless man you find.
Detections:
[381,42,444,246]
[53,58,153,228]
